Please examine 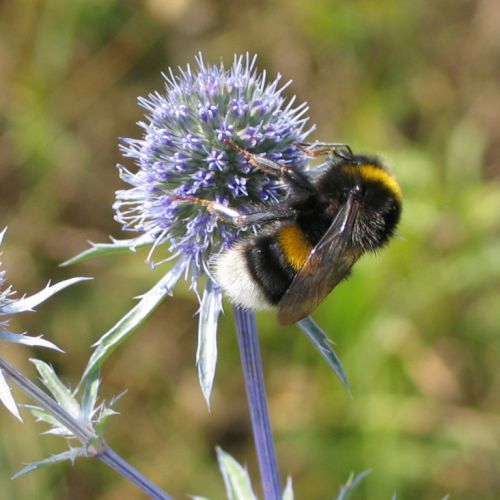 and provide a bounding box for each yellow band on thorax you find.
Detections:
[348,164,402,203]
[278,223,312,271]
